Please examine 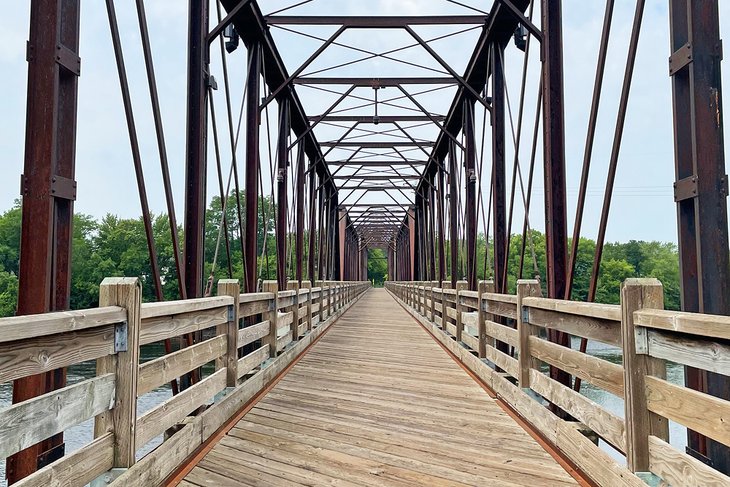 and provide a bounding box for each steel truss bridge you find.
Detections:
[2,1,730,486]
